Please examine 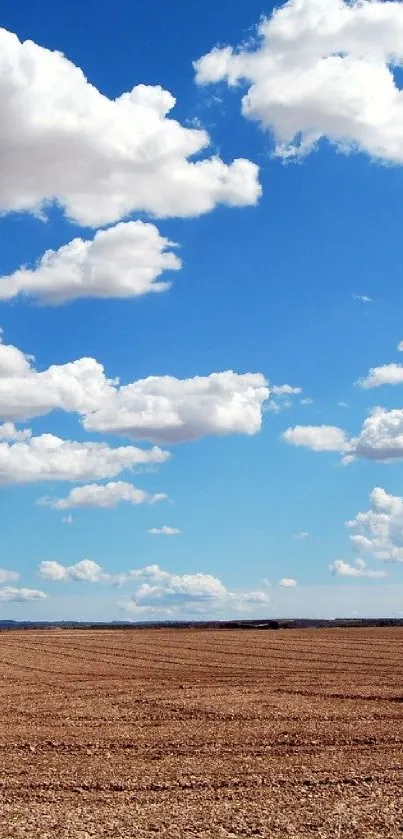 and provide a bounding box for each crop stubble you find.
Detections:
[0,627,403,838]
